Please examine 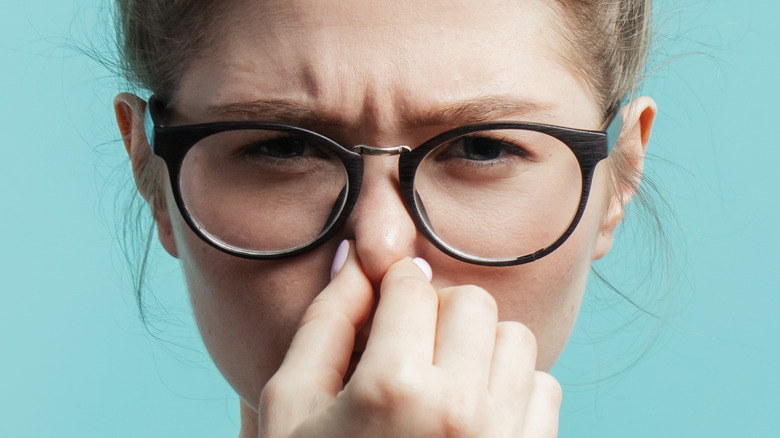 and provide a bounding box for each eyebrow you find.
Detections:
[206,95,556,129]
[405,95,556,127]
[208,99,337,125]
